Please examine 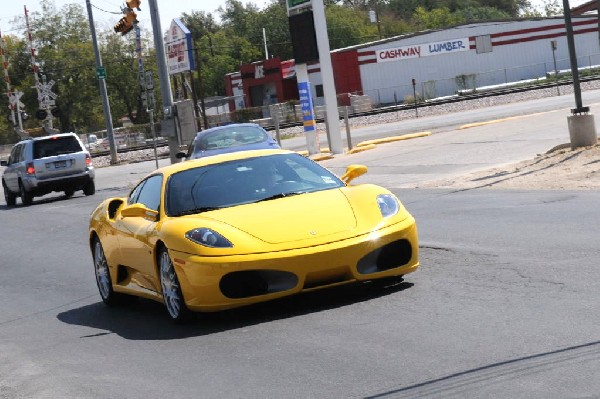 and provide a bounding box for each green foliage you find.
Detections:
[455,6,512,21]
[326,5,380,47]
[413,7,465,30]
